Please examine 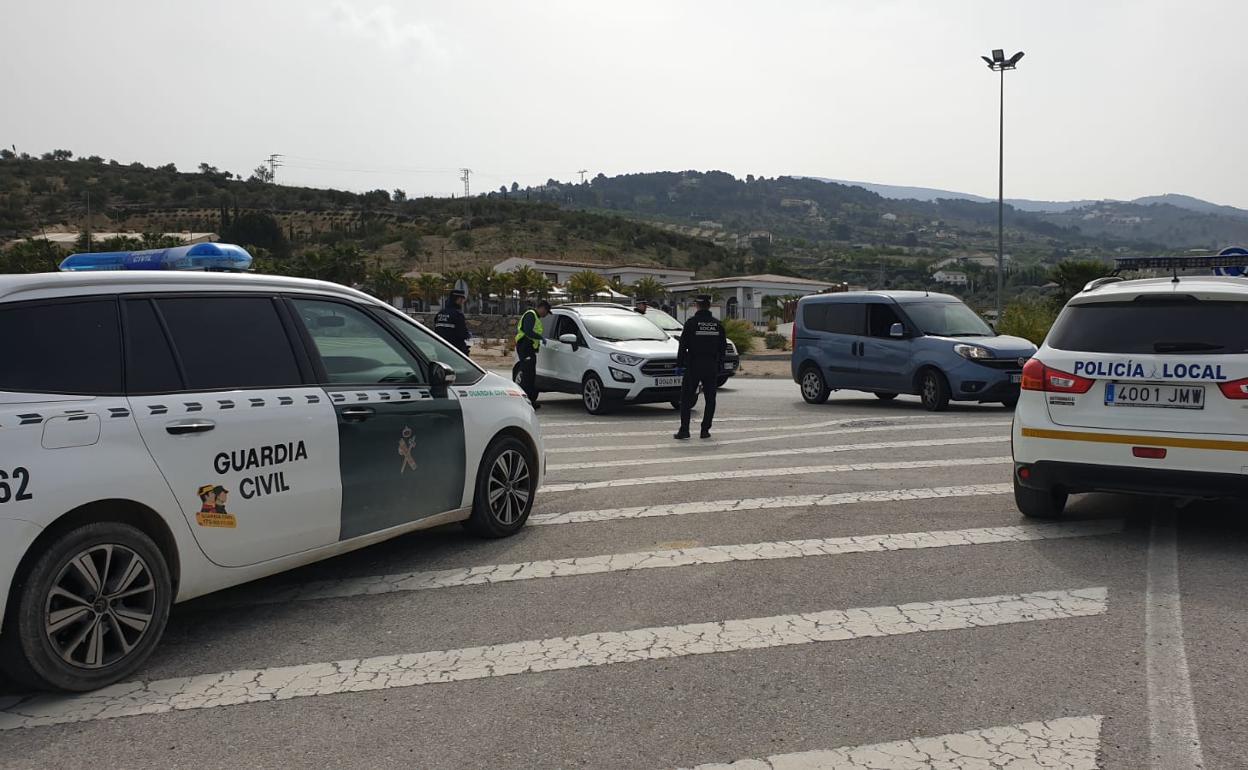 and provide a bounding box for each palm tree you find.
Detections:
[512,265,541,301]
[531,273,554,300]
[608,276,632,299]
[367,267,411,307]
[468,266,498,313]
[567,270,608,302]
[413,273,447,310]
[631,276,666,304]
[493,272,516,315]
